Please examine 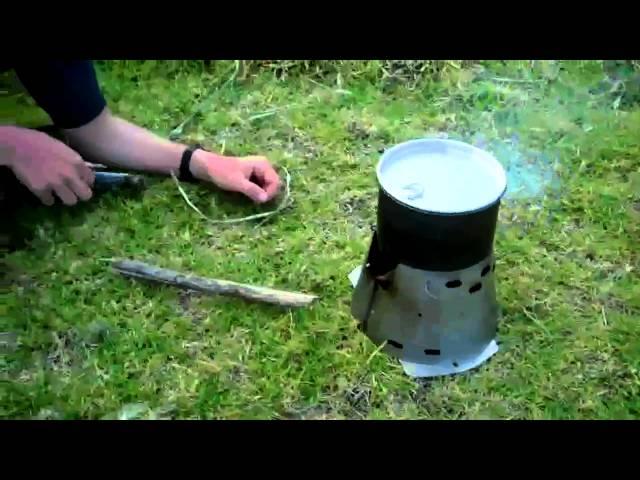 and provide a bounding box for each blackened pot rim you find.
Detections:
[376,138,507,215]
[379,184,506,217]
